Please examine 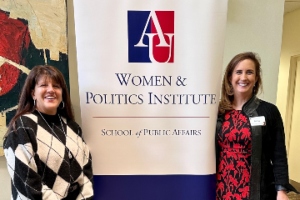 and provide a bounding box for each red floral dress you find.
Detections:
[216,110,252,200]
